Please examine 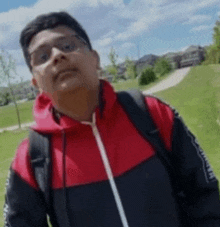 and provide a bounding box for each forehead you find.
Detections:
[28,25,77,53]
